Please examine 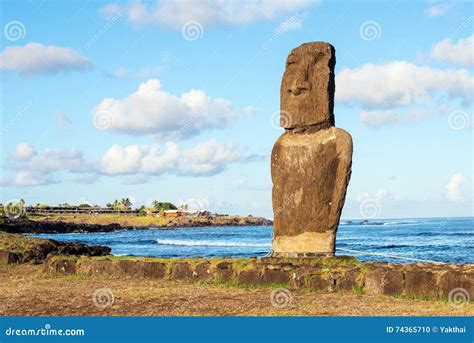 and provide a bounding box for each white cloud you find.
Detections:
[446,172,467,203]
[431,34,474,66]
[14,143,35,159]
[357,189,396,202]
[12,144,86,173]
[3,144,88,187]
[100,0,316,29]
[101,140,242,176]
[425,4,450,17]
[92,79,235,138]
[1,171,53,187]
[4,140,254,186]
[274,12,305,34]
[13,172,51,186]
[360,104,452,128]
[336,61,473,109]
[0,43,92,77]
[243,106,260,117]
